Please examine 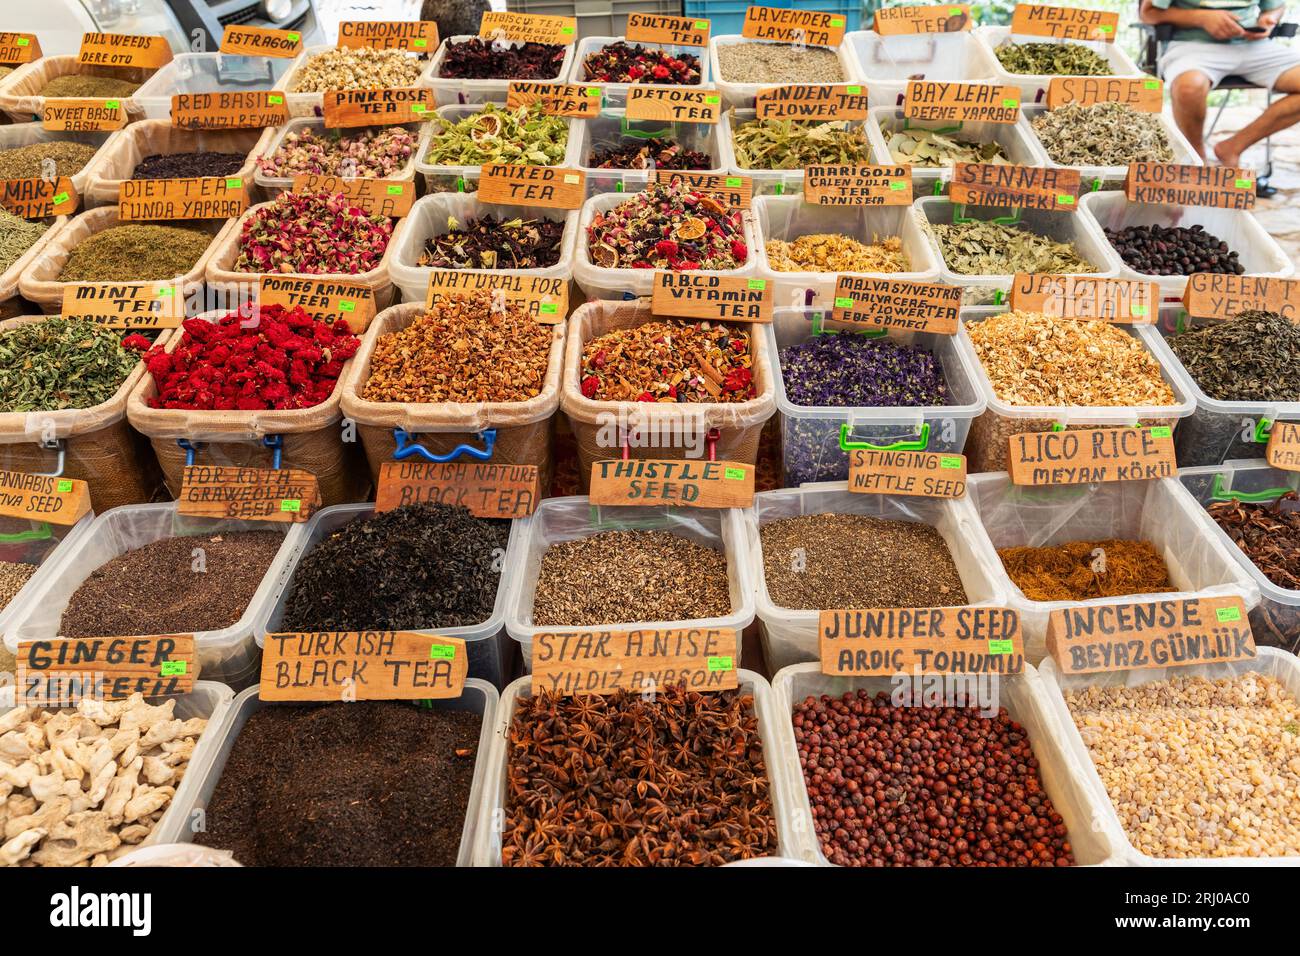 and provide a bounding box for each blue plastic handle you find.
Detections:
[393,428,496,463]
[178,435,283,469]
